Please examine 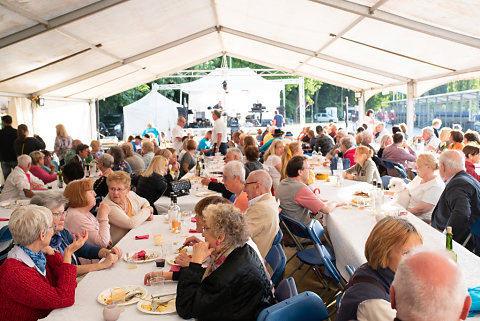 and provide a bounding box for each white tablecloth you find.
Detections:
[310,178,480,319]
[45,216,198,320]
